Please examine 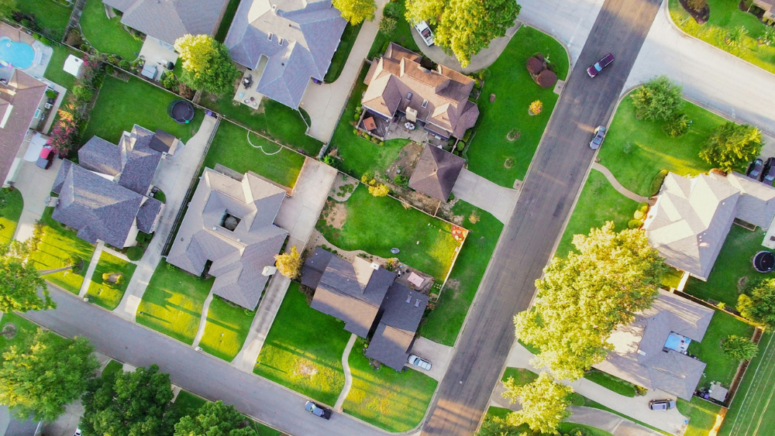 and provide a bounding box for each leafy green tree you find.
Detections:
[174,400,257,436]
[333,0,376,25]
[699,122,762,172]
[0,242,52,313]
[0,0,16,20]
[407,0,520,67]
[737,278,775,327]
[174,35,241,96]
[630,76,684,121]
[475,415,525,436]
[0,331,98,421]
[721,335,758,361]
[80,364,178,436]
[501,372,572,434]
[514,222,667,380]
